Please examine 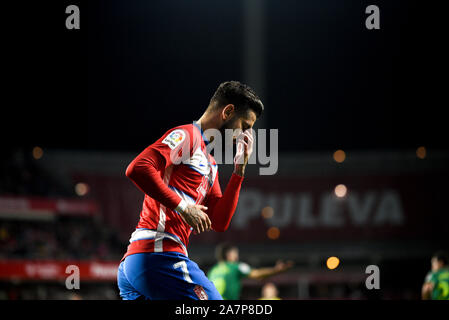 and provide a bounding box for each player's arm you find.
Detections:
[204,172,243,232]
[421,273,435,300]
[248,260,294,280]
[422,283,433,300]
[126,129,211,233]
[204,130,253,232]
